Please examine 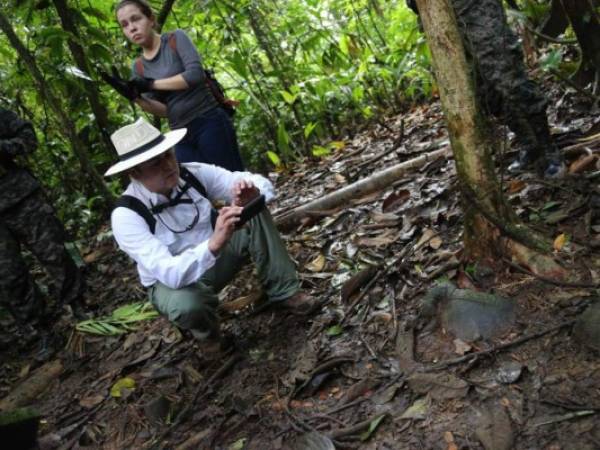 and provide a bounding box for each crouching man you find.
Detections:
[106,119,319,347]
